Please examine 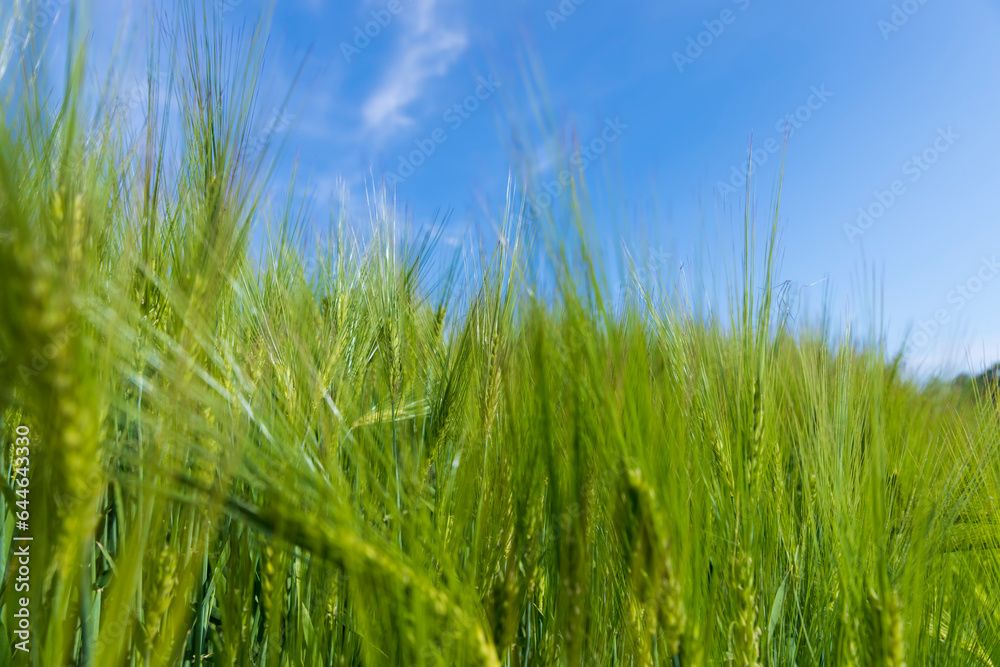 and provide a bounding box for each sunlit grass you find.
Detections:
[1,4,998,666]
